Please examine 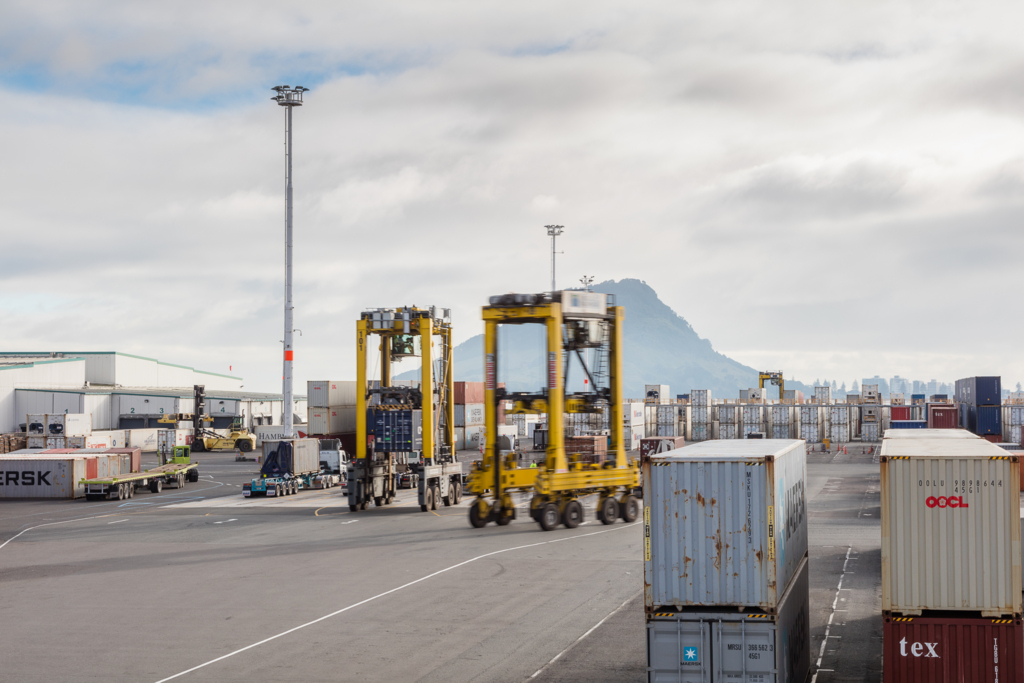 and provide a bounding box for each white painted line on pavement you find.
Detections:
[107,519,129,525]
[153,522,640,683]
[527,590,640,680]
